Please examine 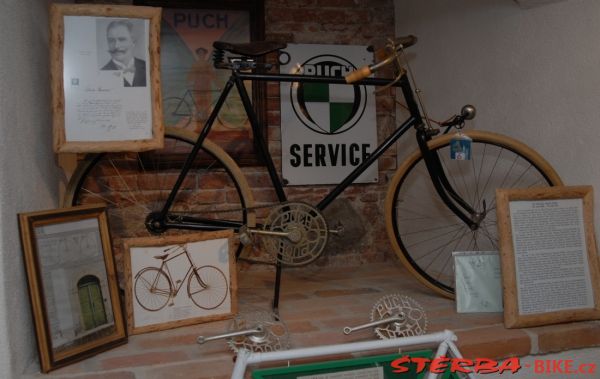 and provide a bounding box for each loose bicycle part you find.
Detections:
[133,245,229,311]
[344,294,427,339]
[64,36,563,304]
[197,309,290,353]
